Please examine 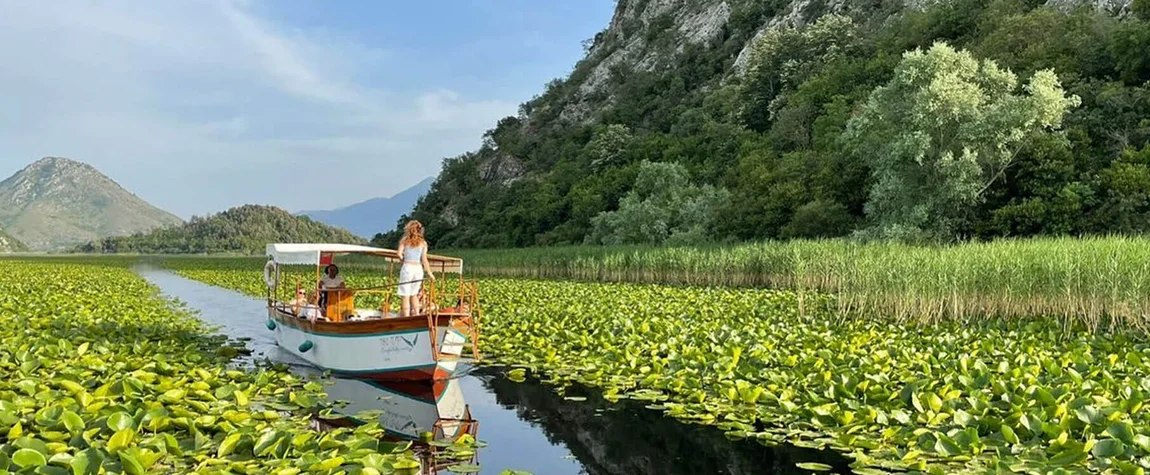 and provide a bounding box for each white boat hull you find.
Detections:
[323,378,468,439]
[268,307,468,381]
